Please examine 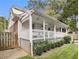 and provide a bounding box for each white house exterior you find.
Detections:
[8,7,68,56]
